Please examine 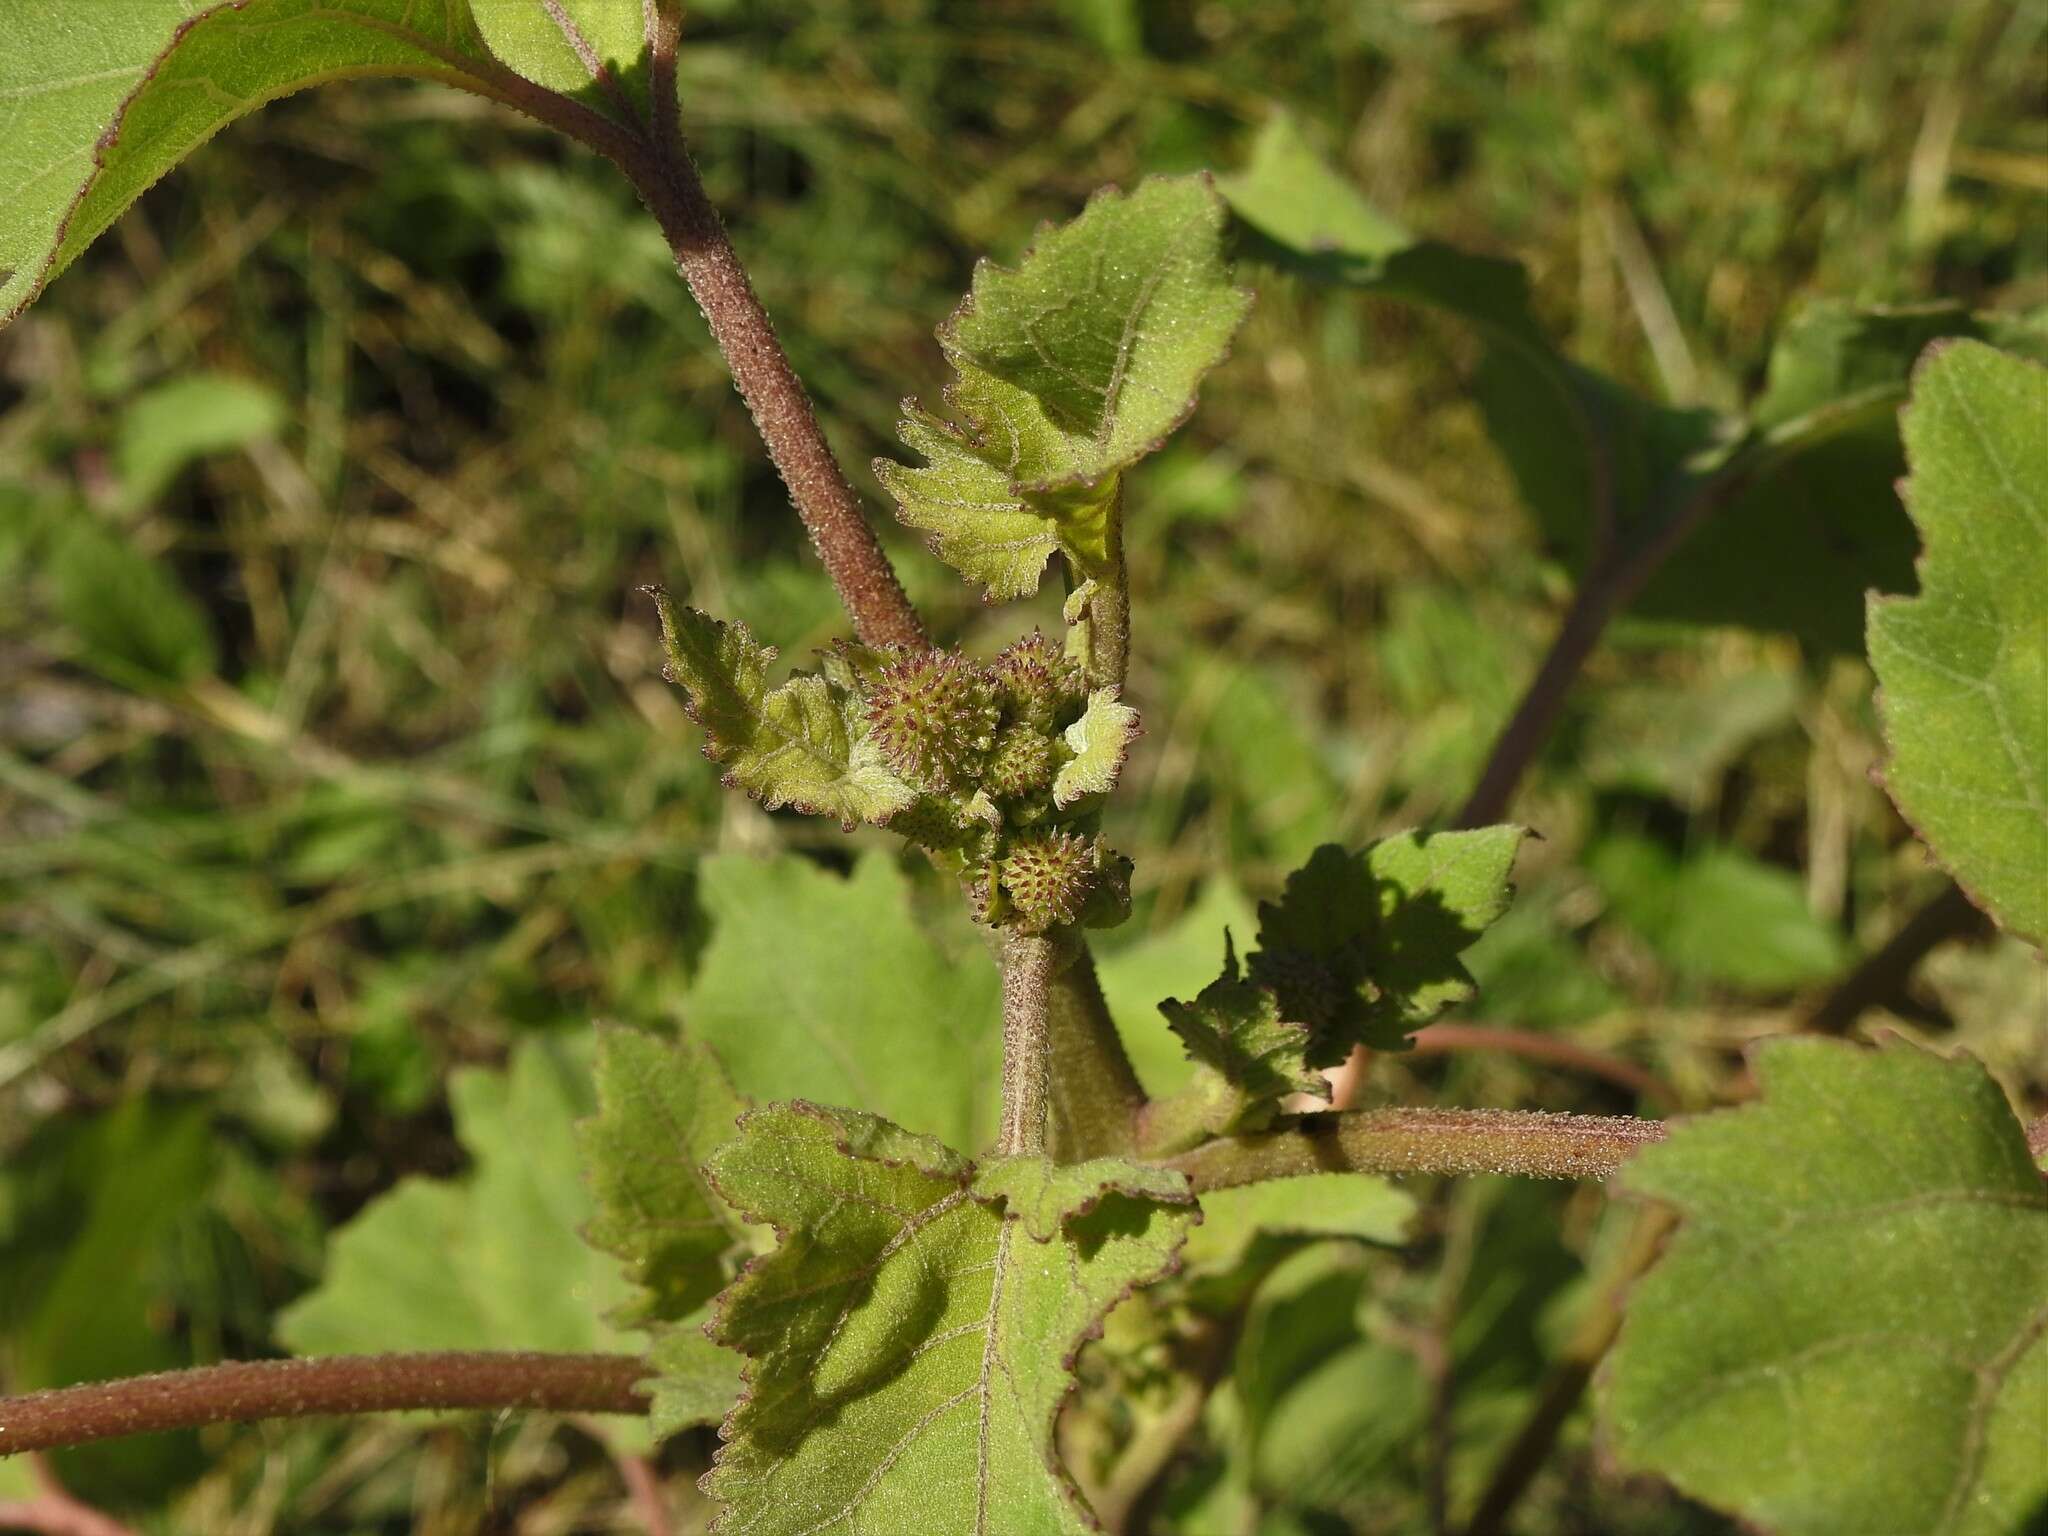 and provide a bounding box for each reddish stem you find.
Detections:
[1407,1022,1676,1109]
[0,1353,649,1457]
[1163,1106,1666,1191]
